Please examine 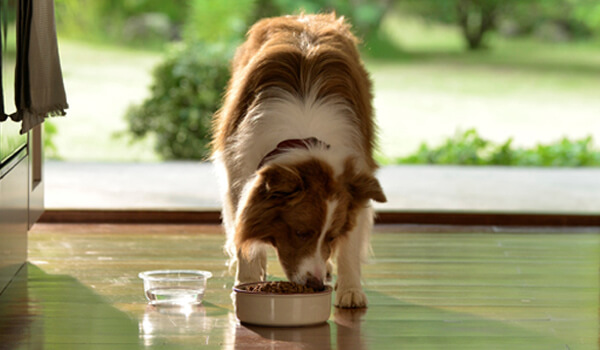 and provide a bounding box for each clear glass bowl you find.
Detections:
[139,270,212,306]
